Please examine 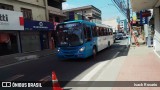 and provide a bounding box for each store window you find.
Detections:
[21,8,33,20]
[0,33,18,56]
